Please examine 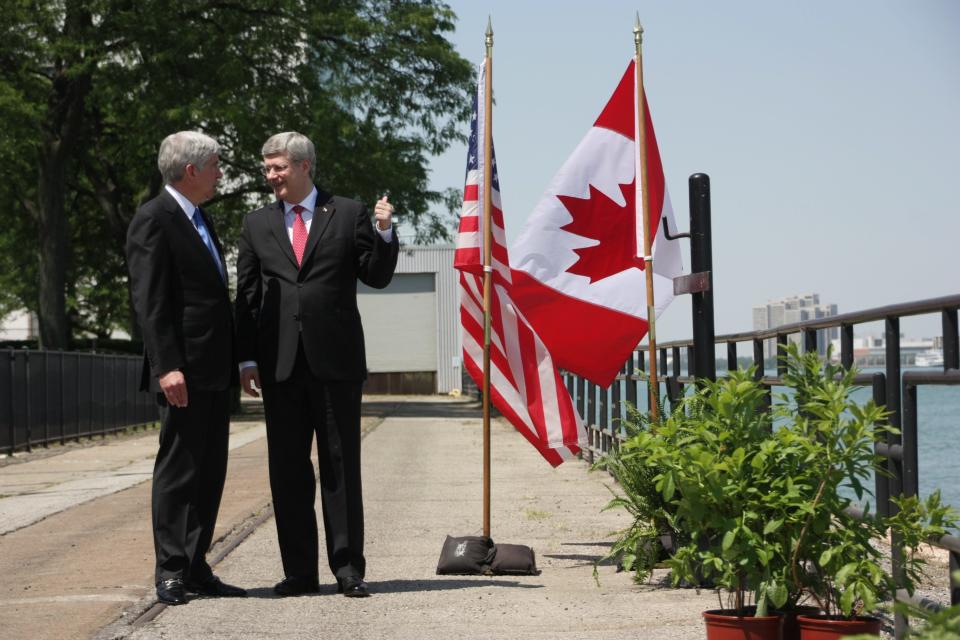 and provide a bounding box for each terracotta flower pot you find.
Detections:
[796,614,881,639]
[776,606,822,640]
[703,609,782,640]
